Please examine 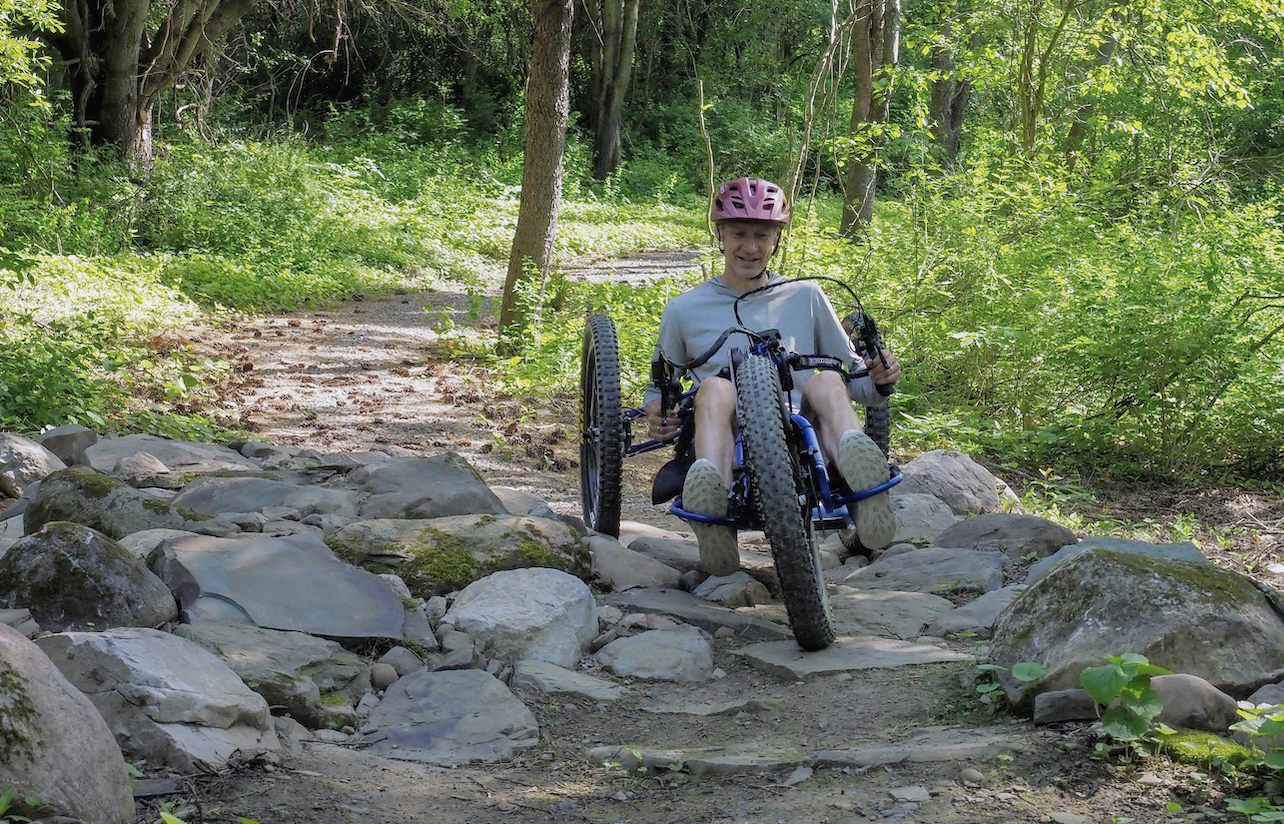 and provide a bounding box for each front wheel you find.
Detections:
[735,354,835,651]
[580,314,623,536]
